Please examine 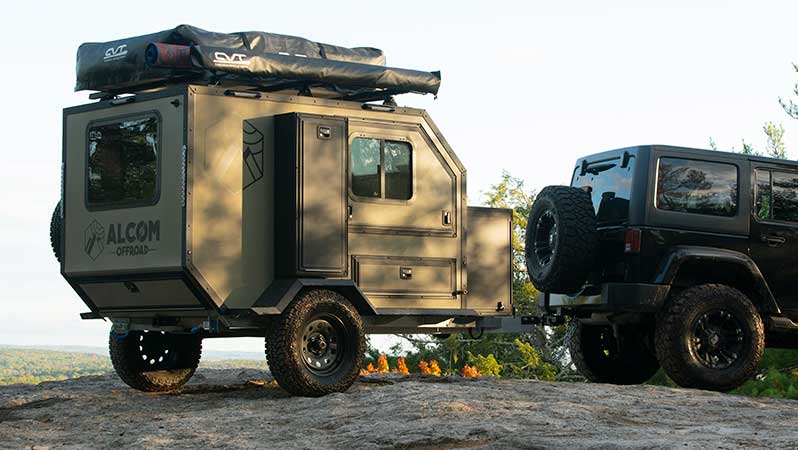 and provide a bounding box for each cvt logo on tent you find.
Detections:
[213,52,250,67]
[103,44,128,62]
